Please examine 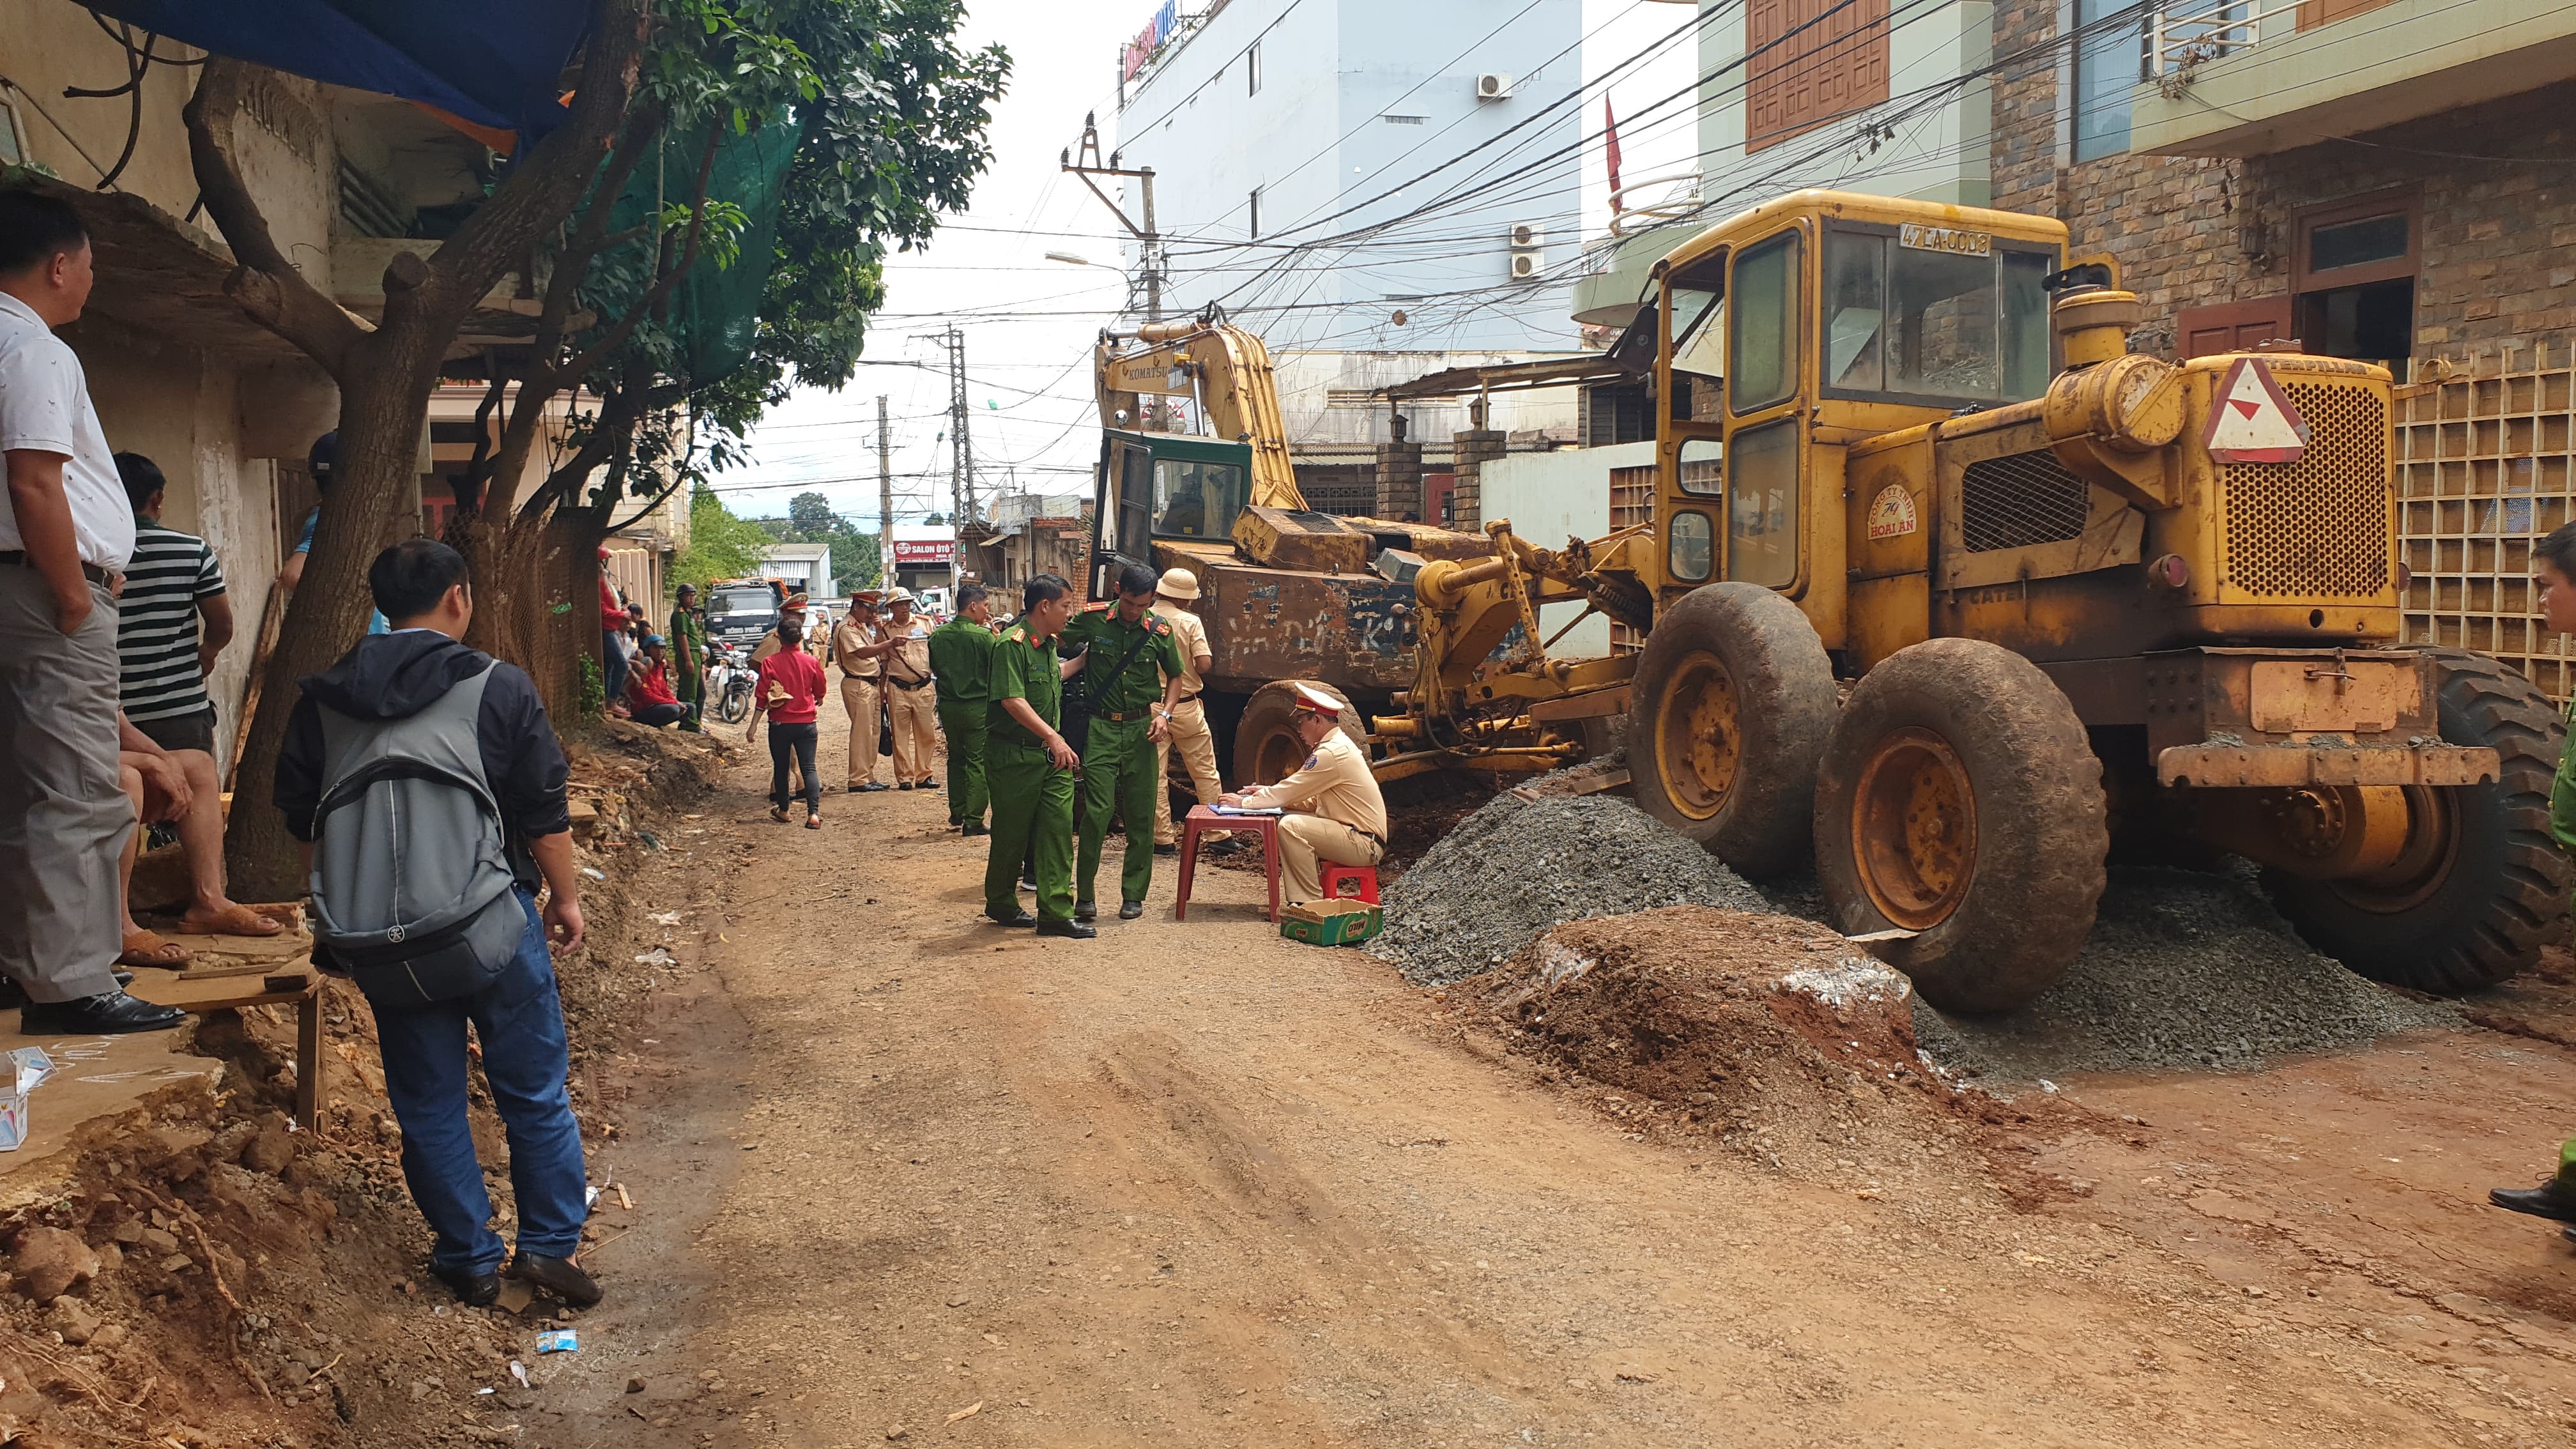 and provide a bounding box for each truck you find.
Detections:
[705,577,787,650]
